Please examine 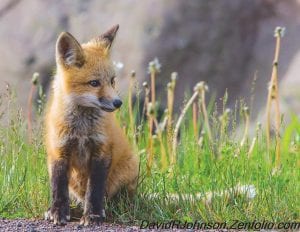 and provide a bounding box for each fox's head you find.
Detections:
[55,25,122,112]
